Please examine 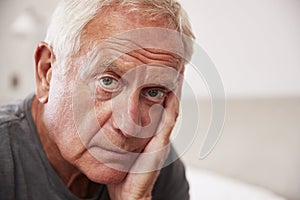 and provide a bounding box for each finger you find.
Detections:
[154,91,179,142]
